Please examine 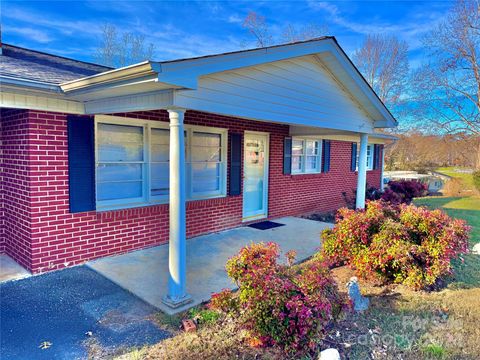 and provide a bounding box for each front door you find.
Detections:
[243,132,269,221]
